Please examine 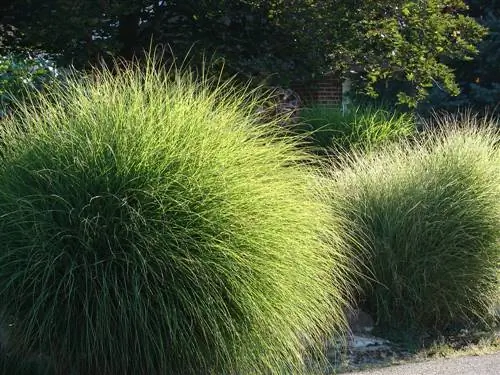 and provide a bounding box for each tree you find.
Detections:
[305,0,487,106]
[420,0,500,114]
[0,1,487,105]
